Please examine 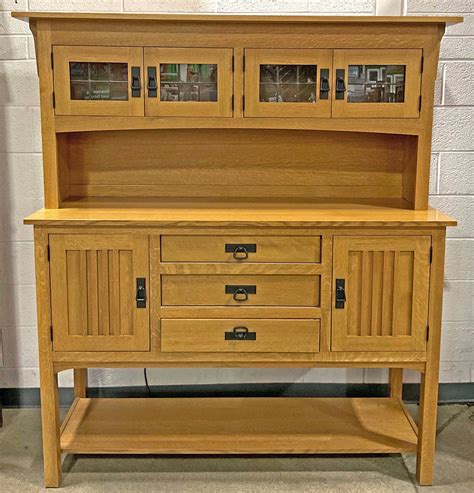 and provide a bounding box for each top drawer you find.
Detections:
[161,236,321,263]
